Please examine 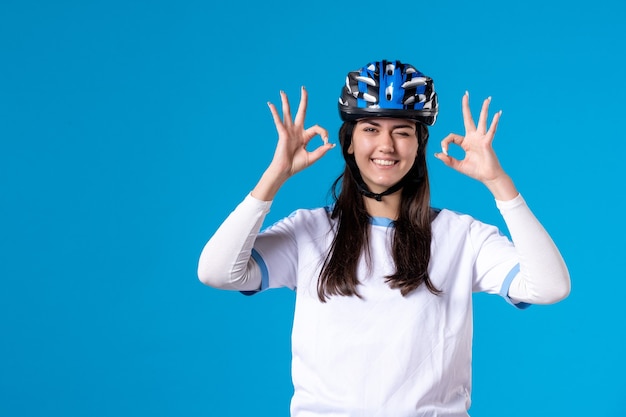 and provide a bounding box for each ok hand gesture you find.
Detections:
[252,87,335,201]
[435,92,518,200]
[267,87,334,178]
